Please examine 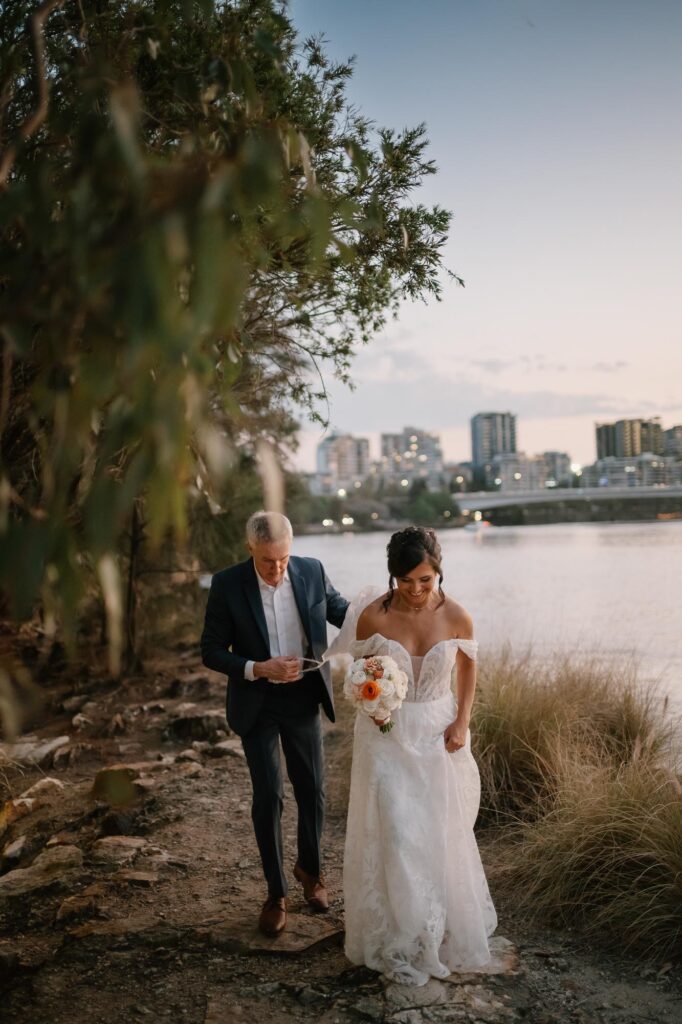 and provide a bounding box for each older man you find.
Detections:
[201,511,348,937]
